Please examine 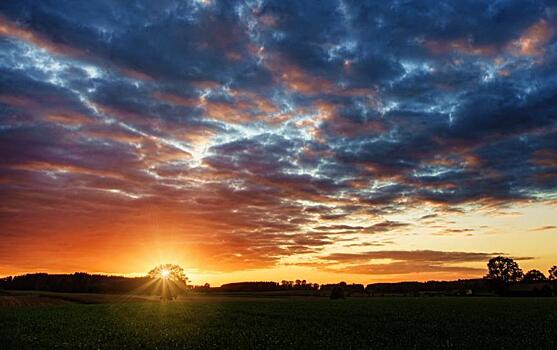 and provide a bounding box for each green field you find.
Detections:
[1,293,556,349]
